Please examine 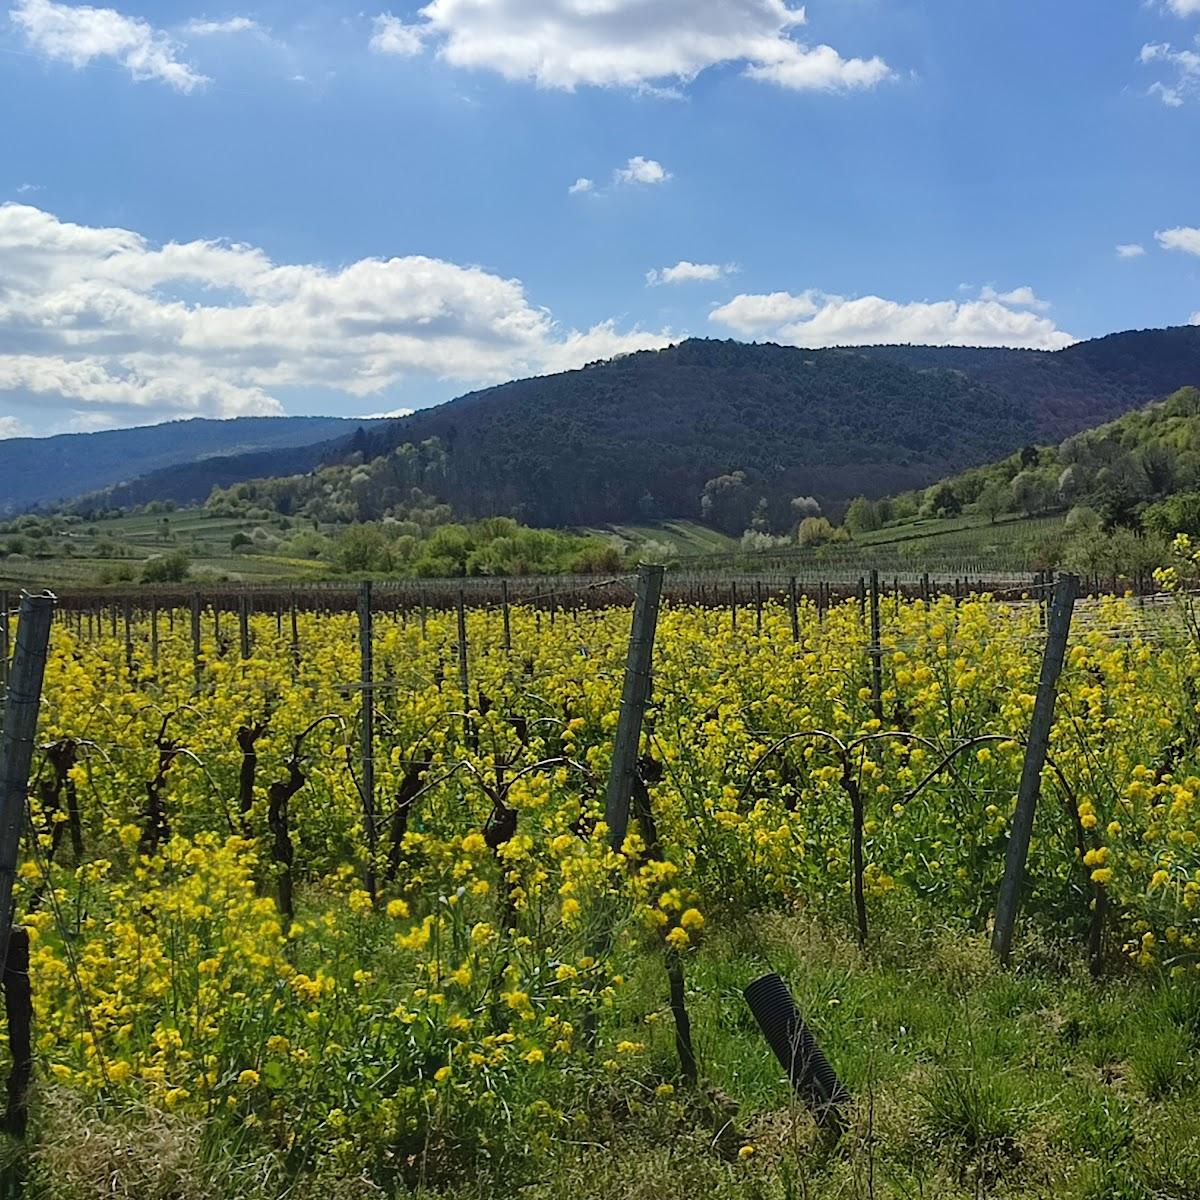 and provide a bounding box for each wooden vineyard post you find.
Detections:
[501,578,512,652]
[921,573,931,604]
[290,591,300,674]
[868,569,884,723]
[122,599,133,673]
[238,594,251,661]
[754,580,763,636]
[730,581,738,632]
[0,590,9,696]
[0,593,55,970]
[456,589,470,709]
[604,563,665,850]
[788,577,799,643]
[190,593,202,689]
[992,572,1079,965]
[357,581,378,899]
[2,926,31,1136]
[150,599,159,669]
